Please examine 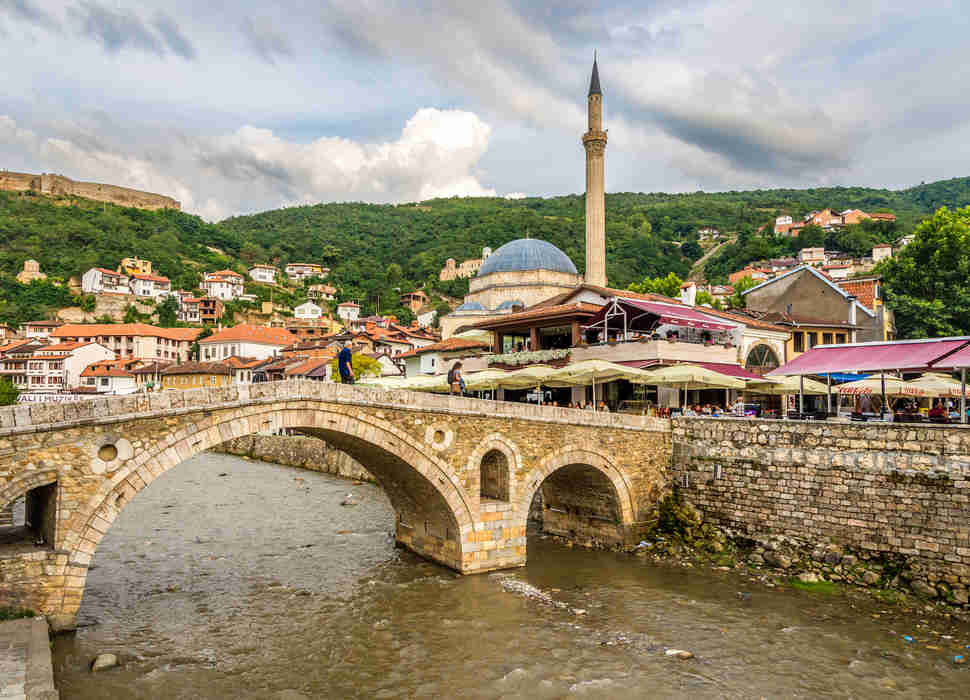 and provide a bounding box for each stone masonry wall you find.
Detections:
[0,171,180,210]
[213,434,375,483]
[671,418,970,592]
